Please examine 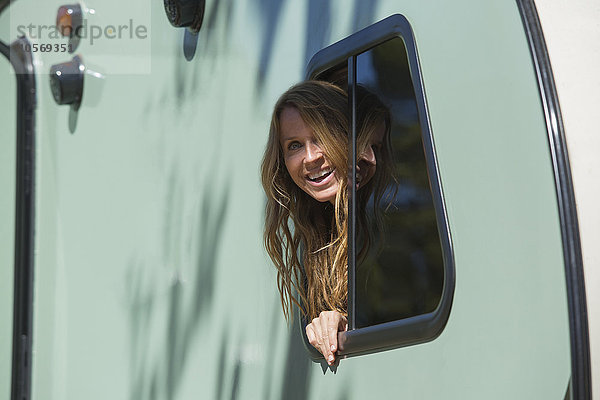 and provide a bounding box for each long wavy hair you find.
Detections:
[261,81,348,321]
[355,86,394,262]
